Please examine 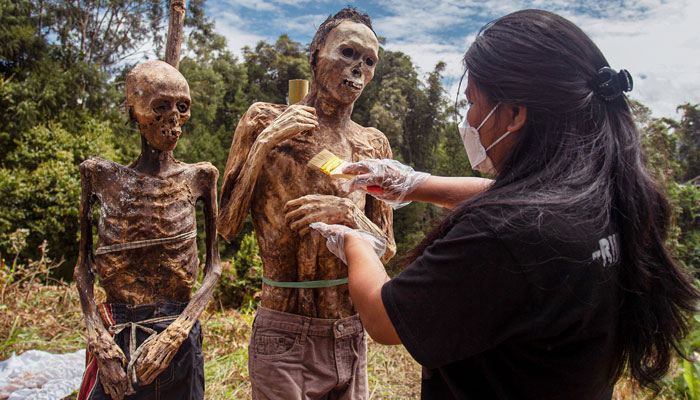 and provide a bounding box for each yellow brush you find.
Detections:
[307,150,383,193]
